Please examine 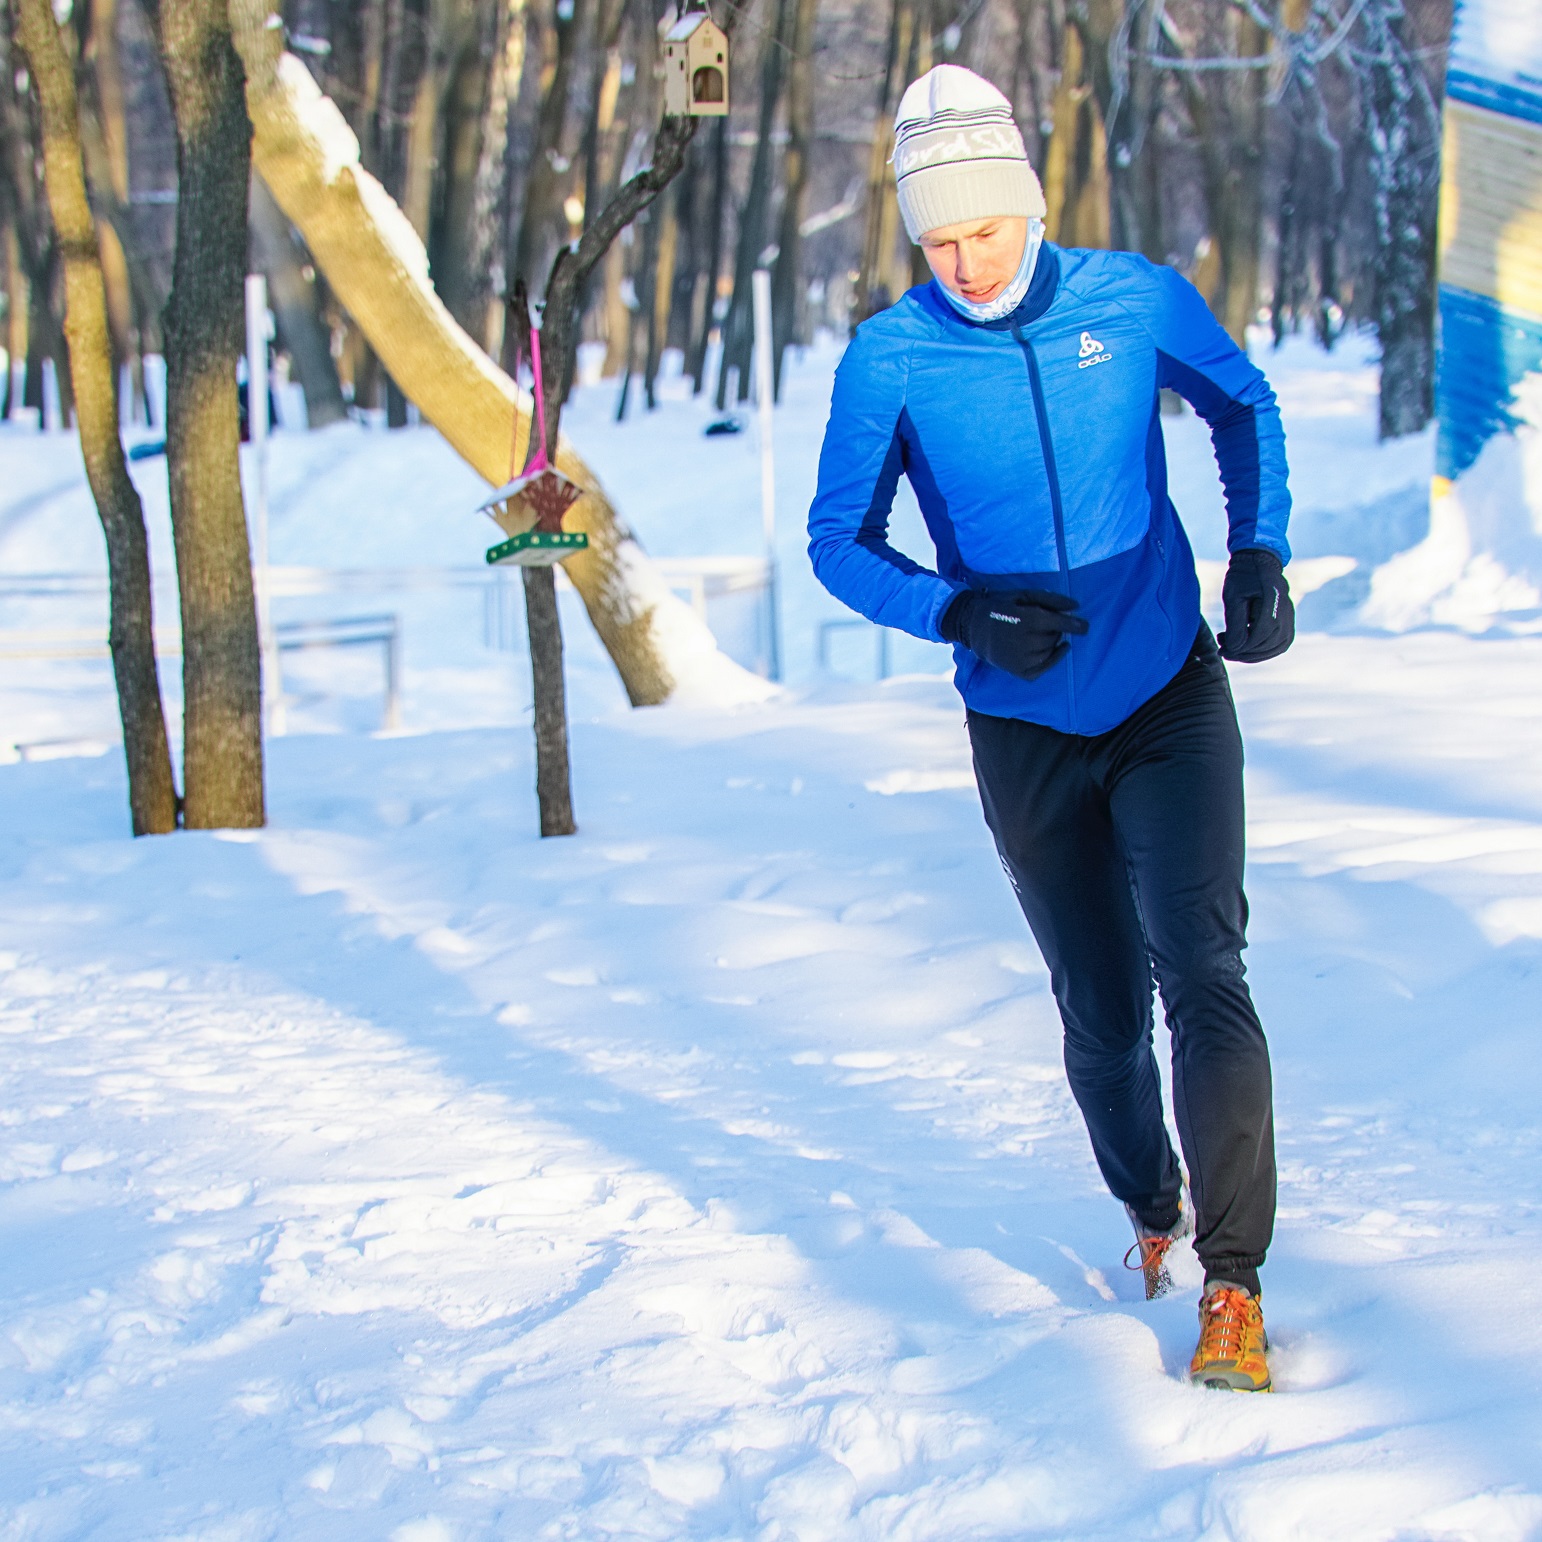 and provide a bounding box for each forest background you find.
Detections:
[1,0,1452,464]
